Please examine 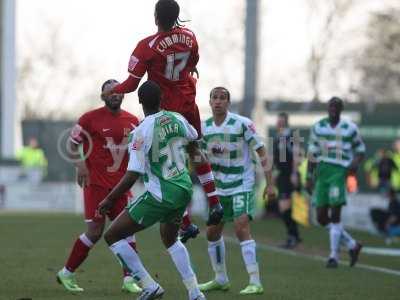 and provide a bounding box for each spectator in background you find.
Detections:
[365,147,400,193]
[370,188,400,243]
[16,137,48,184]
[390,140,400,191]
[376,149,397,193]
[364,150,380,190]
